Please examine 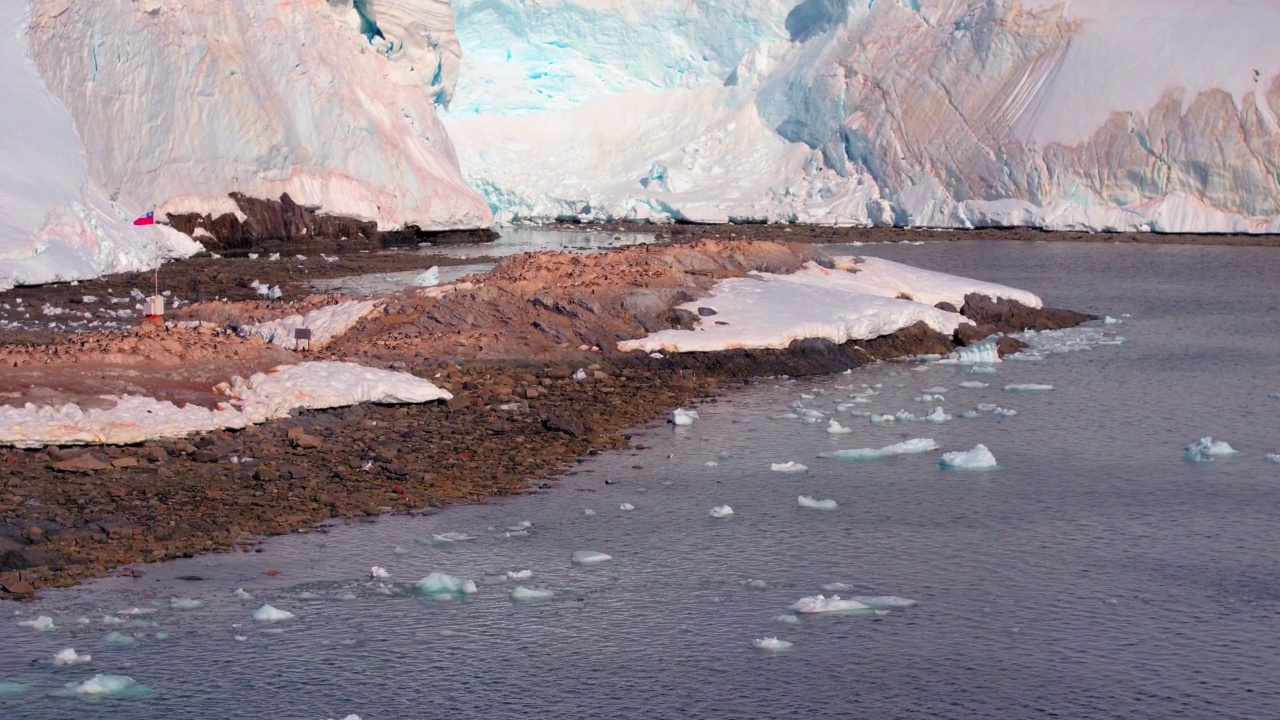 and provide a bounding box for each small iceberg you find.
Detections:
[744,578,768,590]
[946,339,1001,365]
[826,420,853,435]
[410,266,440,287]
[774,614,800,625]
[0,682,28,695]
[1183,437,1240,463]
[506,569,533,581]
[672,408,699,426]
[54,674,150,699]
[819,438,938,461]
[797,496,838,511]
[787,595,872,615]
[252,605,296,623]
[510,586,555,601]
[850,595,919,609]
[959,381,989,389]
[18,615,55,632]
[1269,392,1280,400]
[870,414,896,424]
[709,505,735,518]
[582,508,596,516]
[939,444,1000,471]
[1003,384,1054,392]
[233,588,255,601]
[427,532,476,544]
[993,407,1018,417]
[821,582,854,592]
[771,412,801,420]
[619,502,636,511]
[969,365,999,374]
[914,394,944,403]
[922,407,952,423]
[771,462,808,473]
[413,573,478,599]
[370,566,391,580]
[52,648,92,666]
[752,637,793,652]
[170,597,203,610]
[572,551,612,565]
[1267,453,1280,464]
[101,631,136,647]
